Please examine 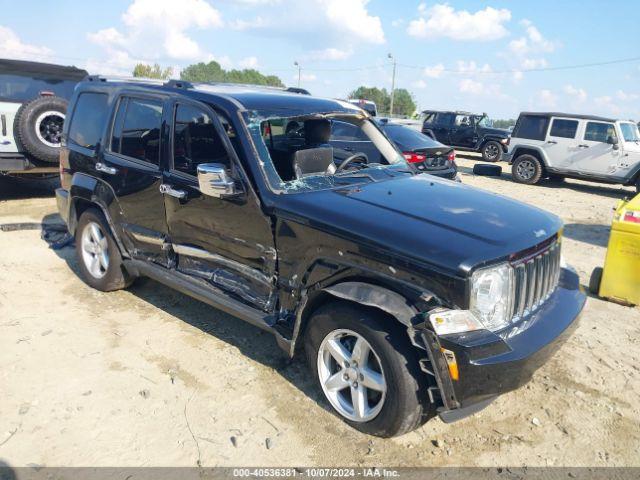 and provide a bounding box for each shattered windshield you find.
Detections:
[243,109,410,193]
